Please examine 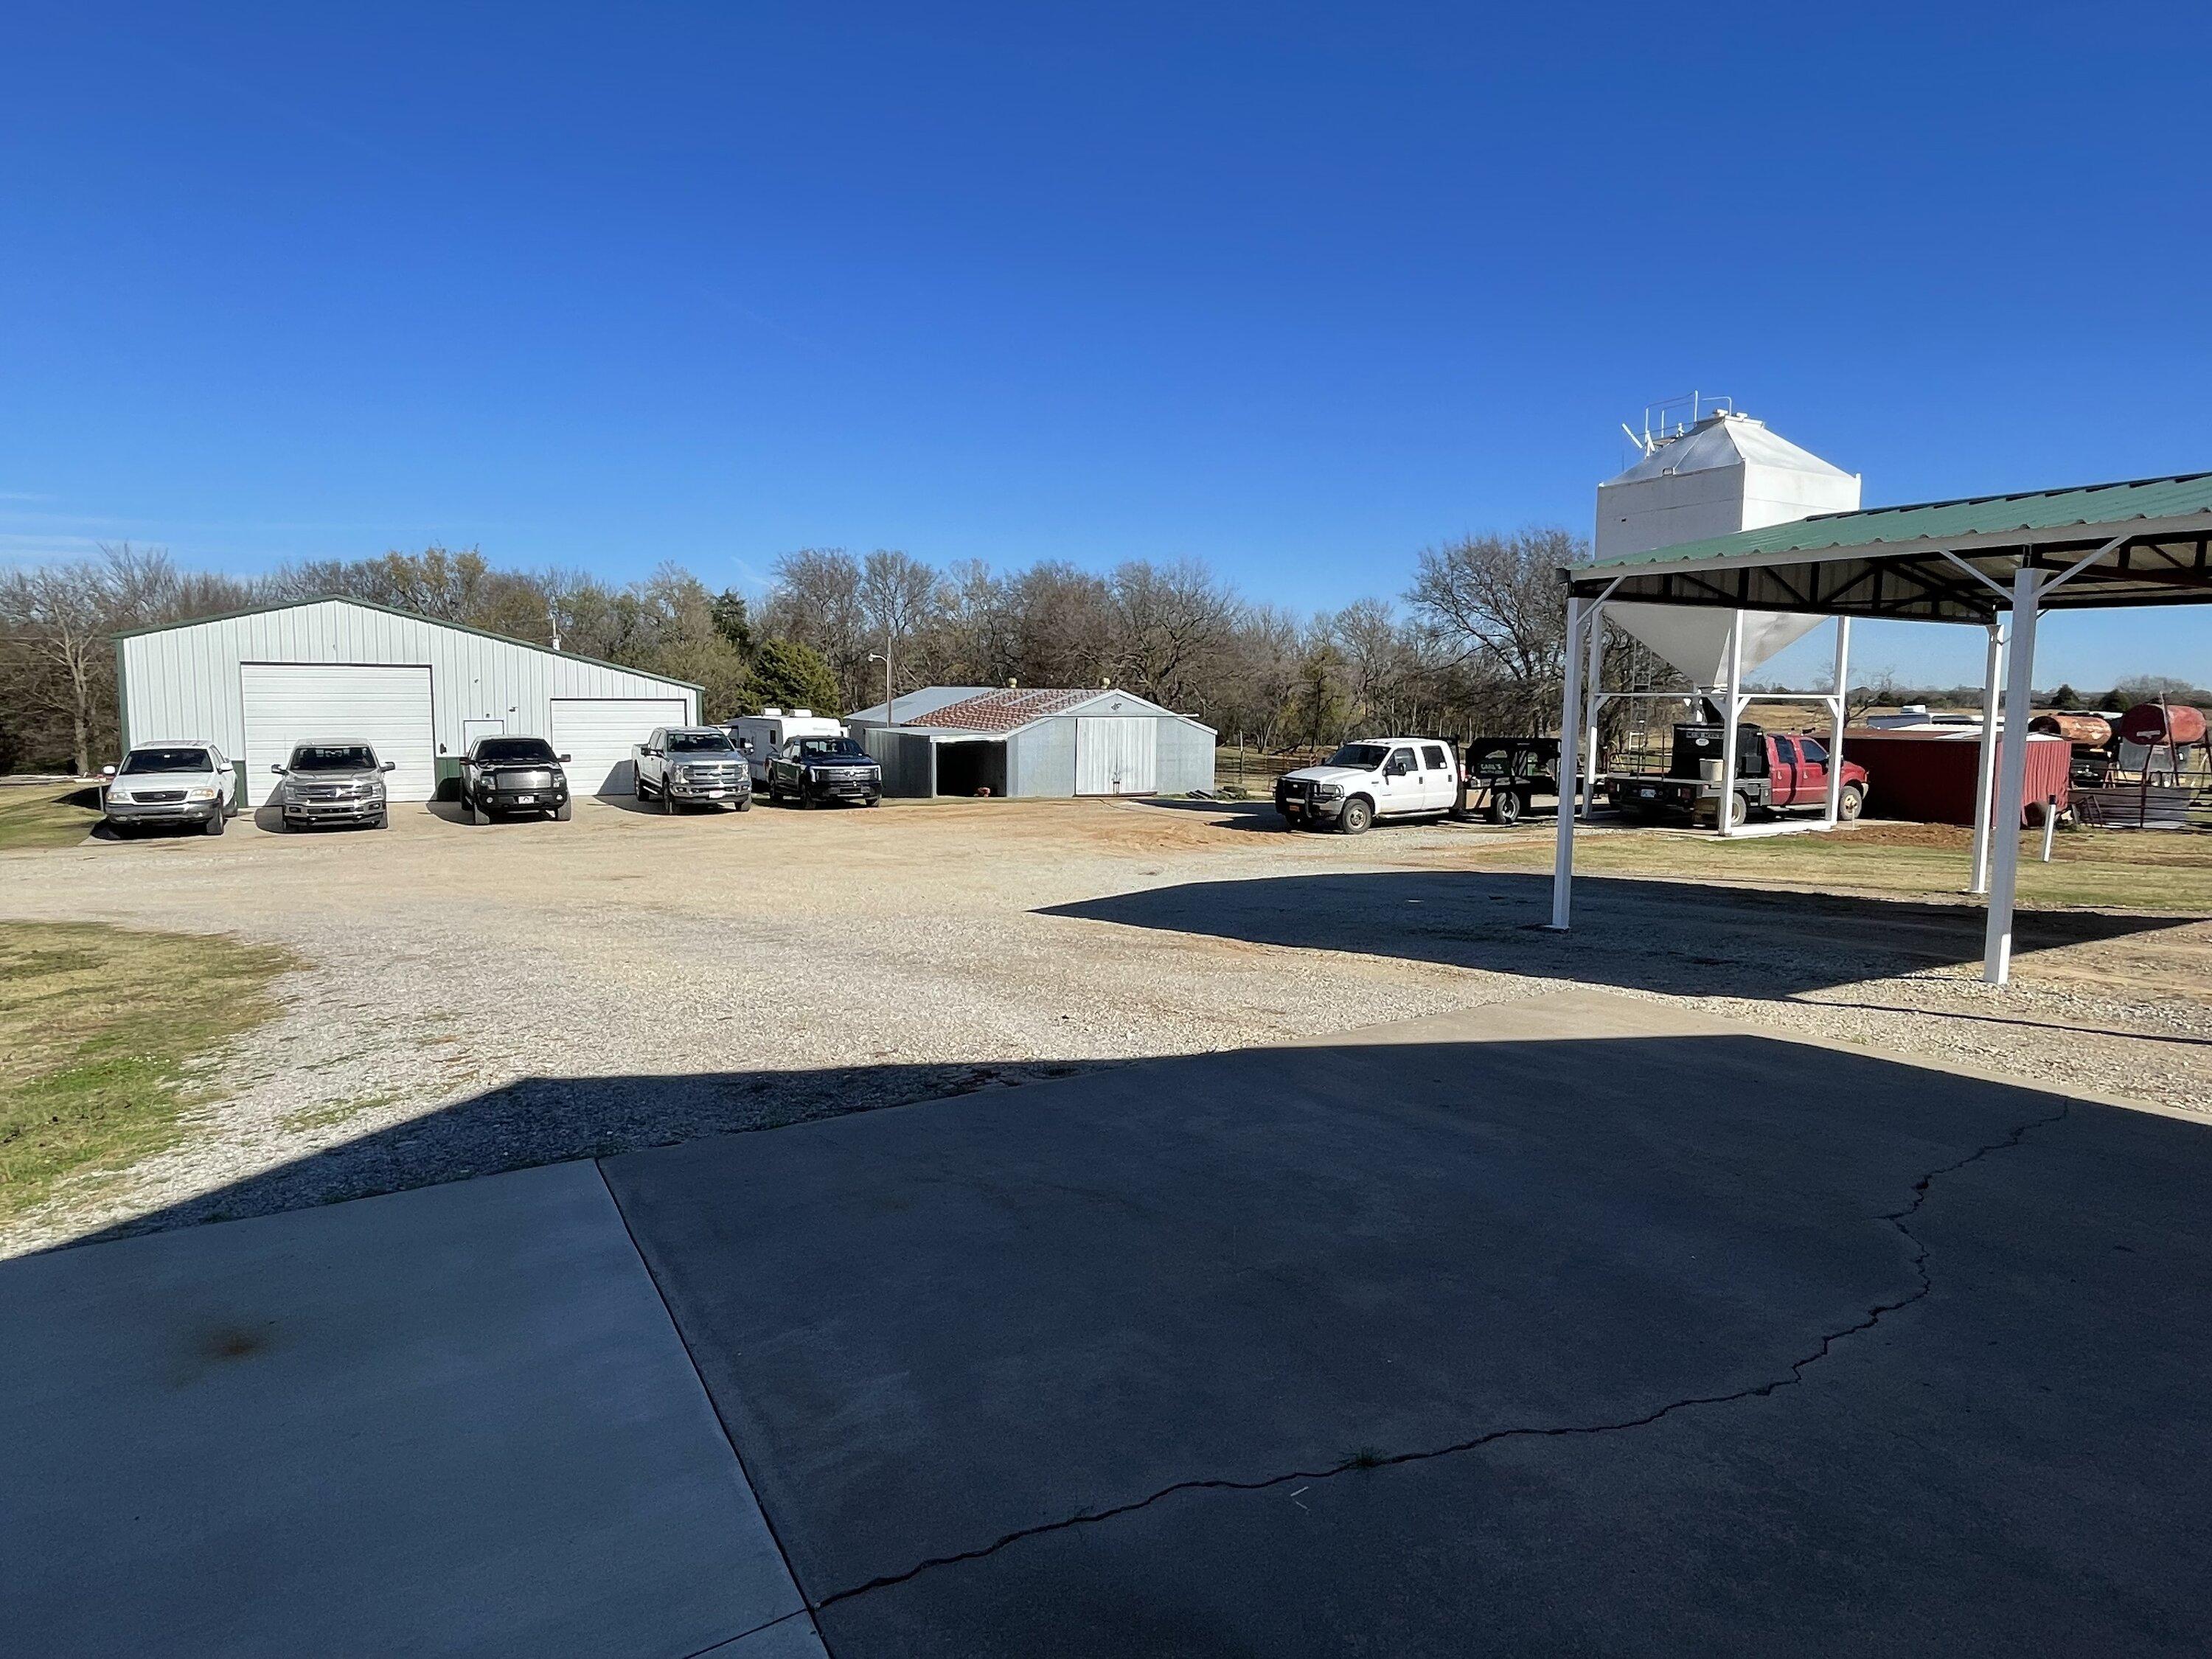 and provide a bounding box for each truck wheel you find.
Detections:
[1338,796,1374,835]
[1489,790,1523,827]
[1838,783,1865,823]
[734,796,751,813]
[1726,792,1749,830]
[660,782,675,815]
[202,812,225,836]
[554,801,572,822]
